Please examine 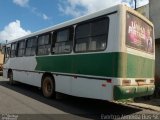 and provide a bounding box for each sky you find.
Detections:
[0,0,149,42]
